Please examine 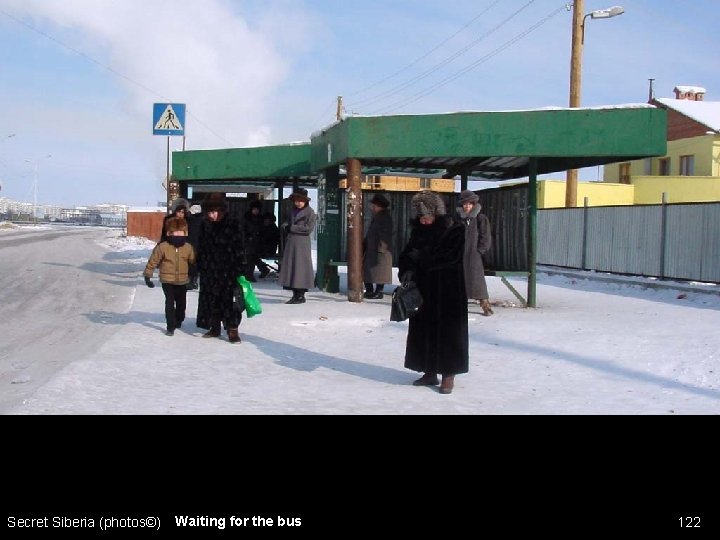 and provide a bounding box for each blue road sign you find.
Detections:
[153,103,186,136]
